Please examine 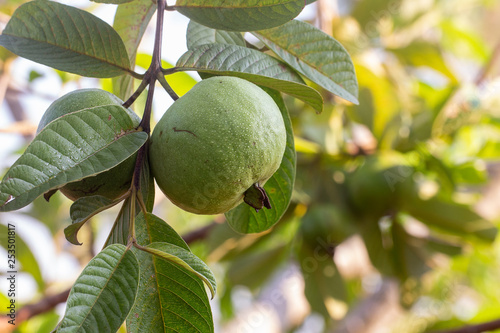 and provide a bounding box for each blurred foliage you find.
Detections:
[2,0,500,332]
